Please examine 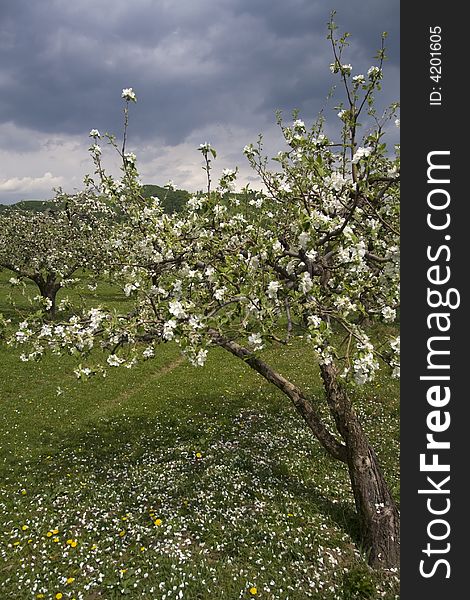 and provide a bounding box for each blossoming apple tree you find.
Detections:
[0,191,114,316]
[12,22,400,568]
